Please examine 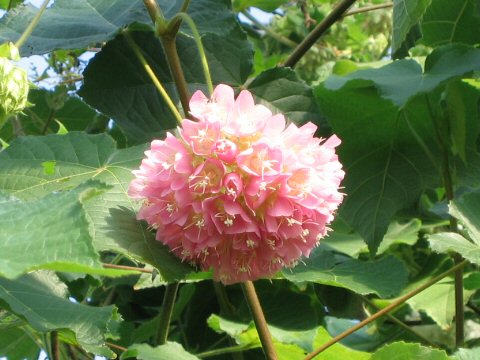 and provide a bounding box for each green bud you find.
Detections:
[0,57,29,128]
